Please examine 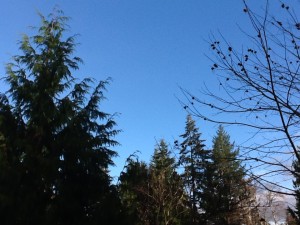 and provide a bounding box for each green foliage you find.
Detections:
[151,139,175,173]
[178,114,209,224]
[288,159,300,224]
[149,140,187,225]
[0,11,120,225]
[119,158,149,225]
[119,140,188,225]
[202,125,248,225]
